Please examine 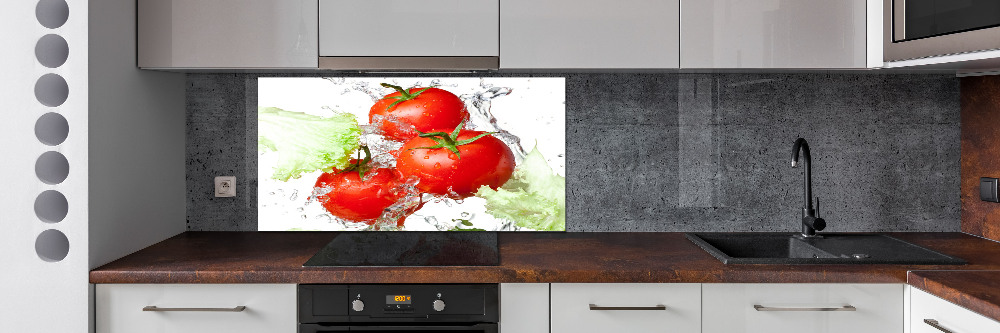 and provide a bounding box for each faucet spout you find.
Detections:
[791,138,812,210]
[791,138,825,237]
